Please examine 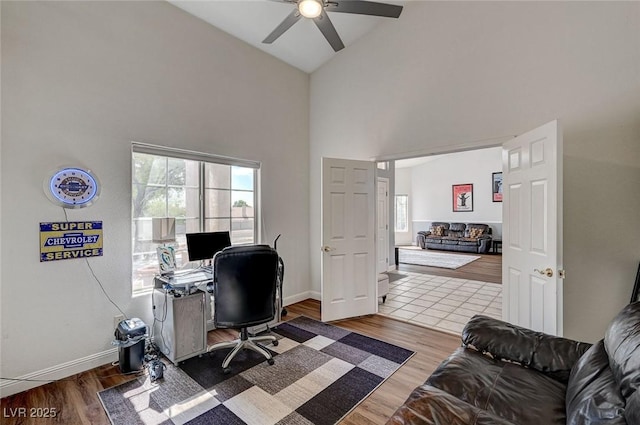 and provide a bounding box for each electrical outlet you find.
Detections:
[114,314,125,328]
